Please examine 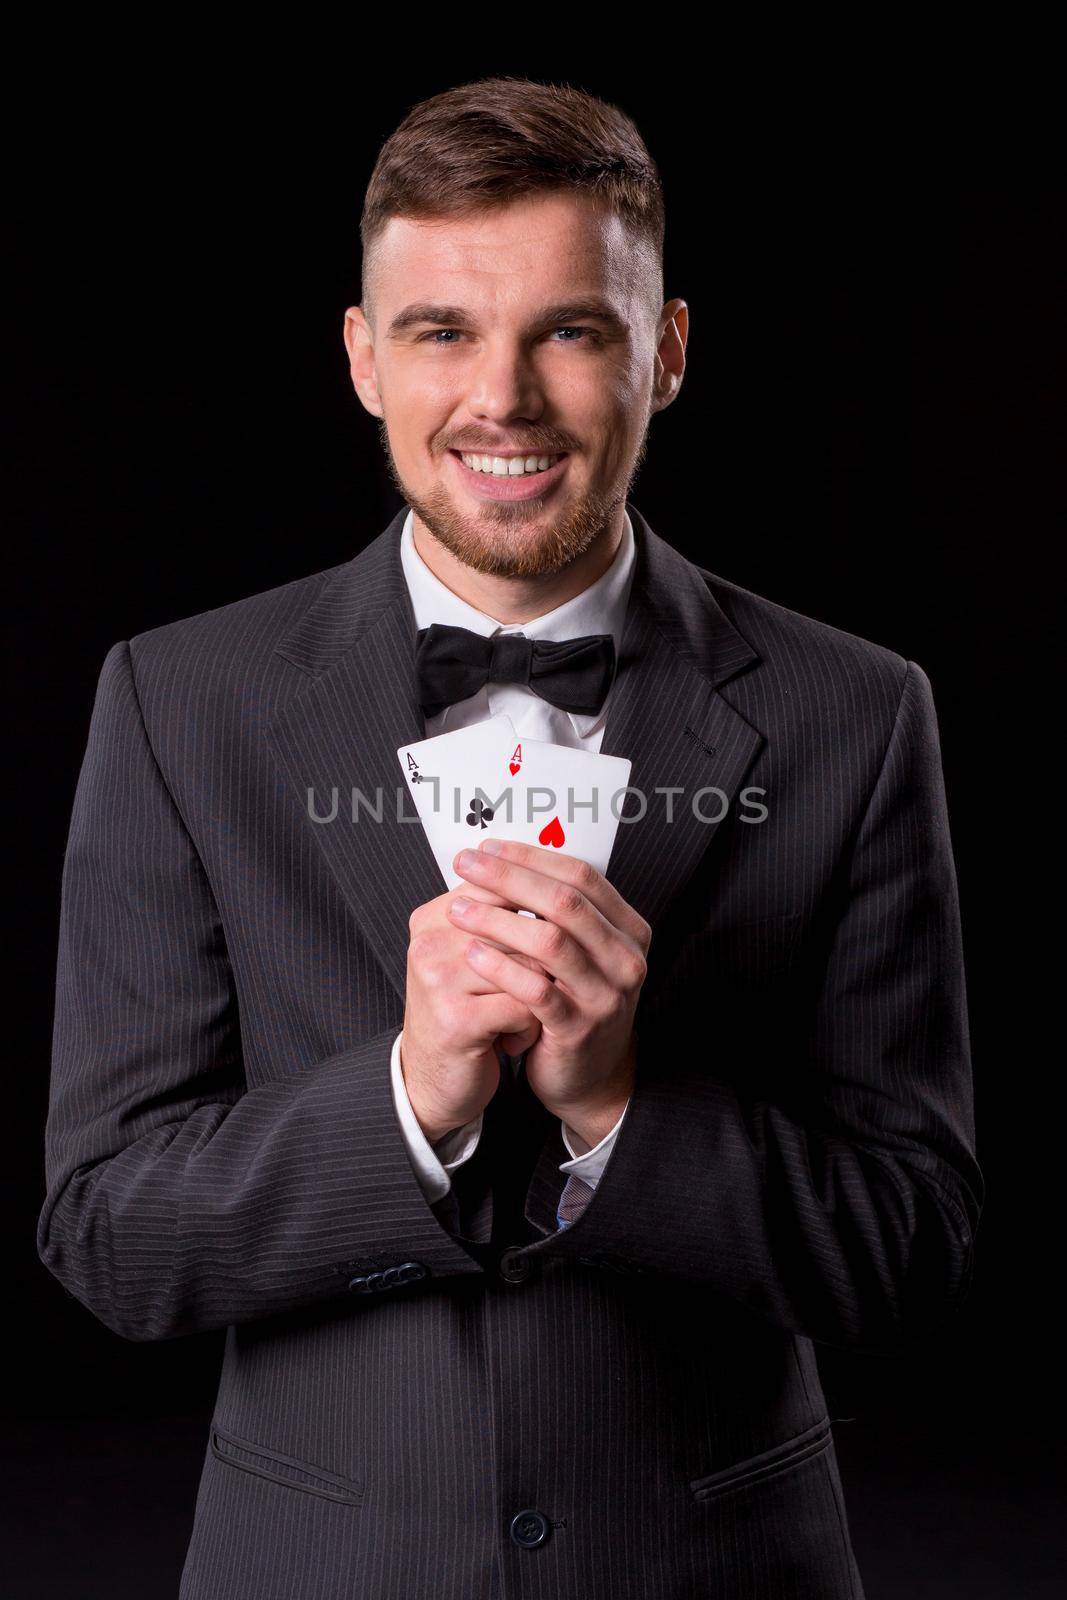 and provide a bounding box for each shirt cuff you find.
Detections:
[390,1030,483,1204]
[559,1096,631,1186]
